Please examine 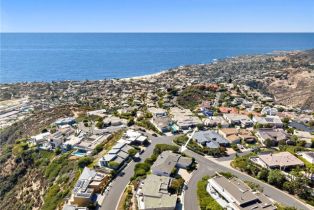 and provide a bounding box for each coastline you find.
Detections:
[2,33,314,84]
[0,48,310,85]
[120,70,168,81]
